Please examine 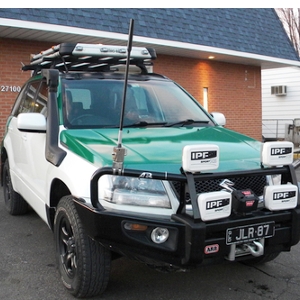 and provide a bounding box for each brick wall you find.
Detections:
[0,38,53,139]
[0,38,262,141]
[154,55,262,140]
